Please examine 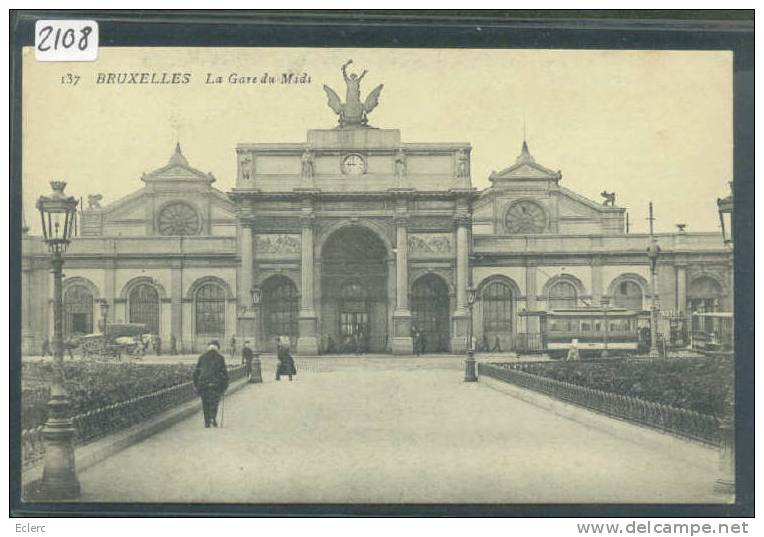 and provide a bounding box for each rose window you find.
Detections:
[504,201,547,234]
[158,202,200,236]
